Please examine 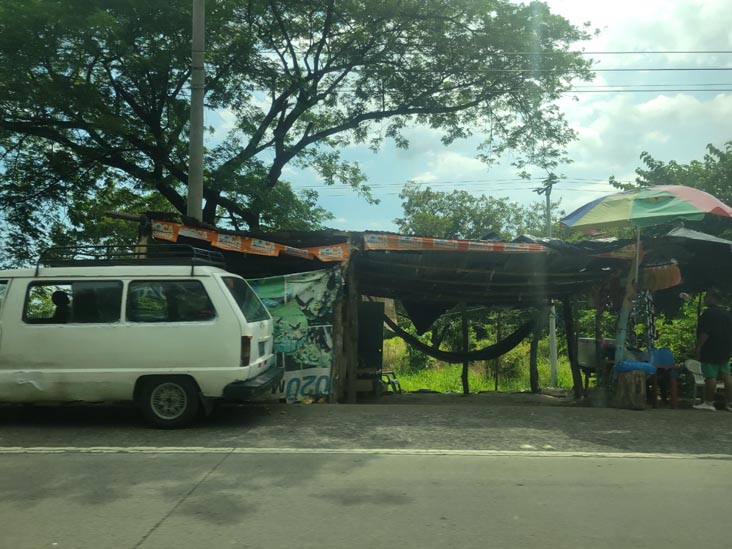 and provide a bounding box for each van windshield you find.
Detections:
[223,276,270,322]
